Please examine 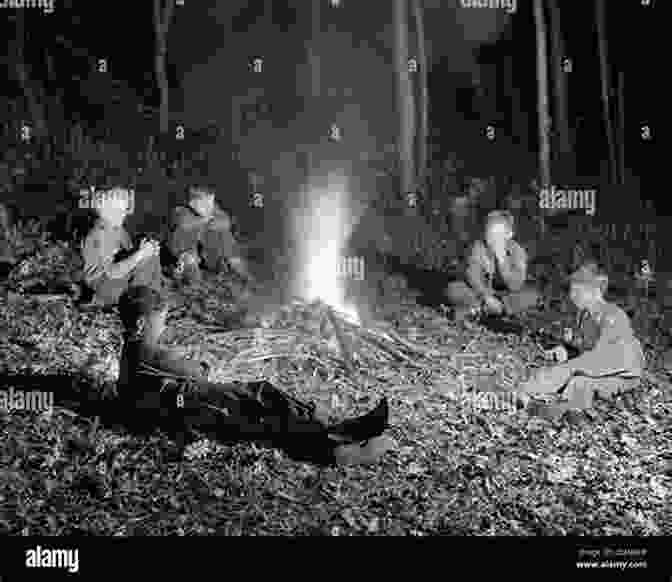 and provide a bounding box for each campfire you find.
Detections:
[293,170,361,326]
